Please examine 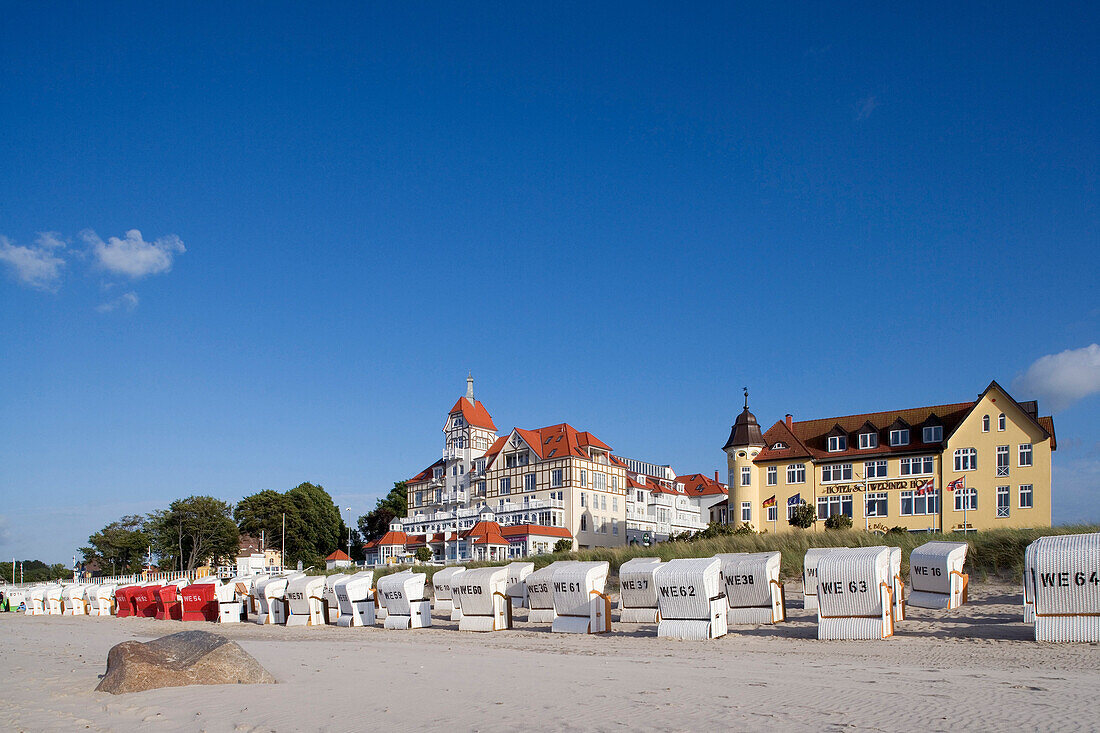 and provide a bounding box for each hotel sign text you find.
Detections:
[820,478,932,495]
